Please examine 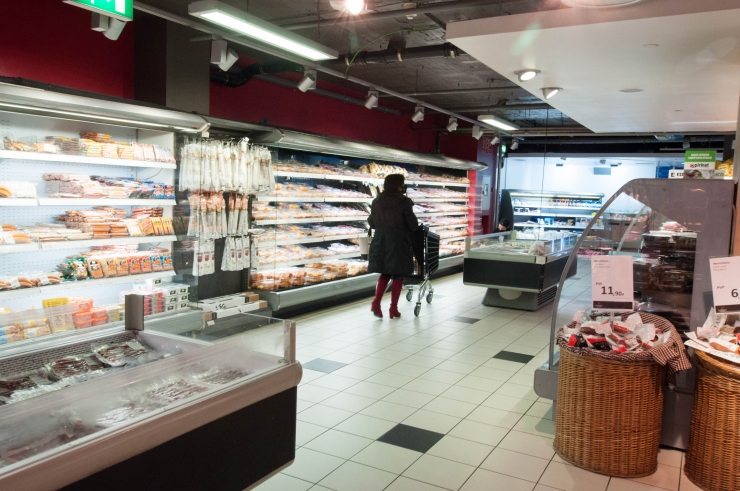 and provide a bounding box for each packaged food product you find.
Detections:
[144,379,209,405]
[93,340,151,367]
[95,403,155,429]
